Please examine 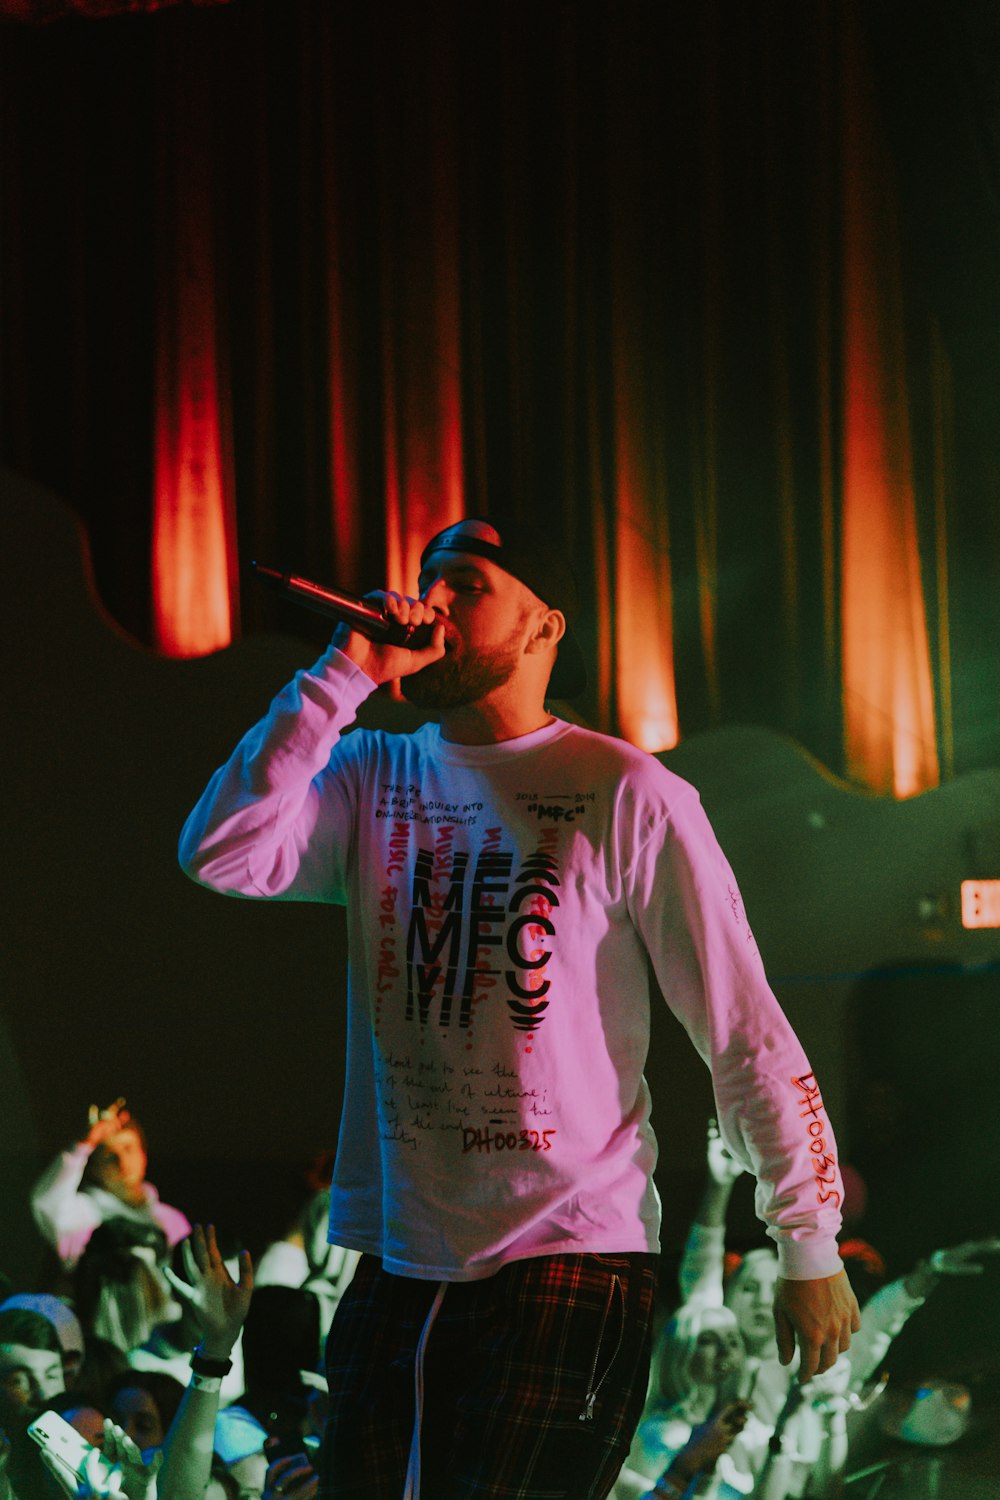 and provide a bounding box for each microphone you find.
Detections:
[252,563,436,649]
